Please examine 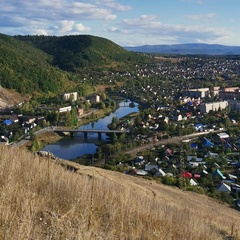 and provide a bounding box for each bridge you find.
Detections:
[53,128,128,139]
